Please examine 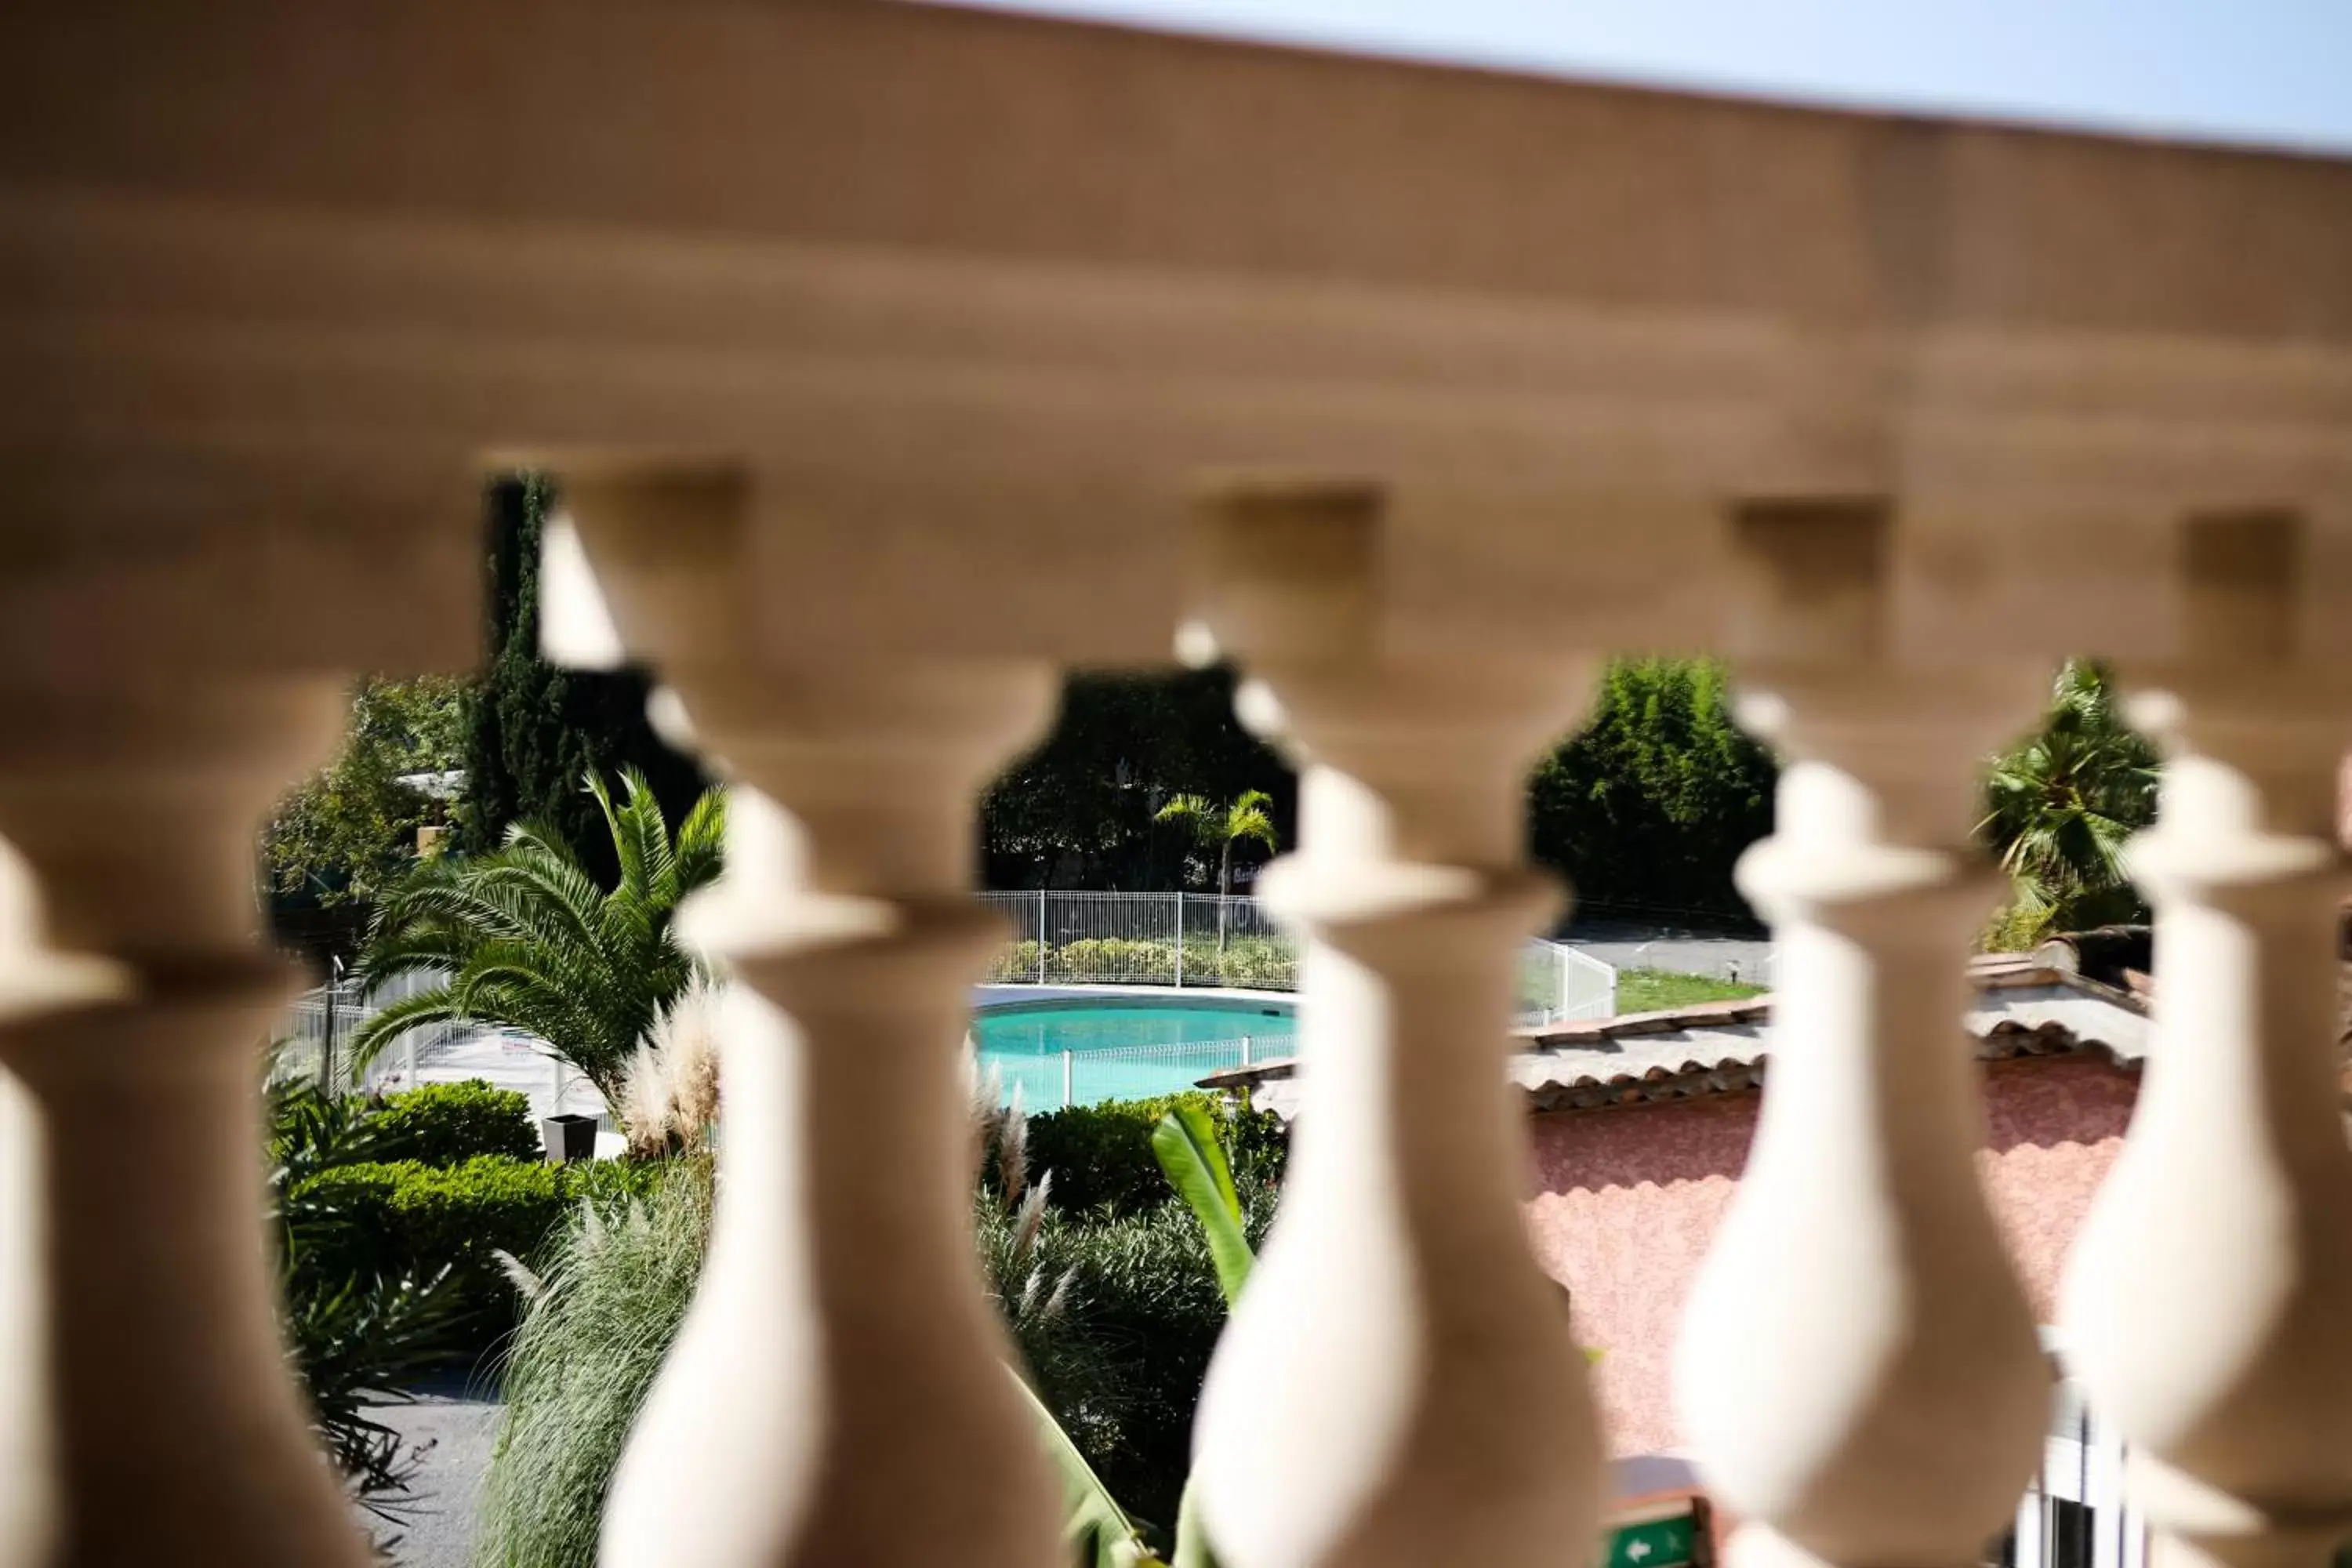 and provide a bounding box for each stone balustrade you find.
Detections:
[4,3,2352,1565]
